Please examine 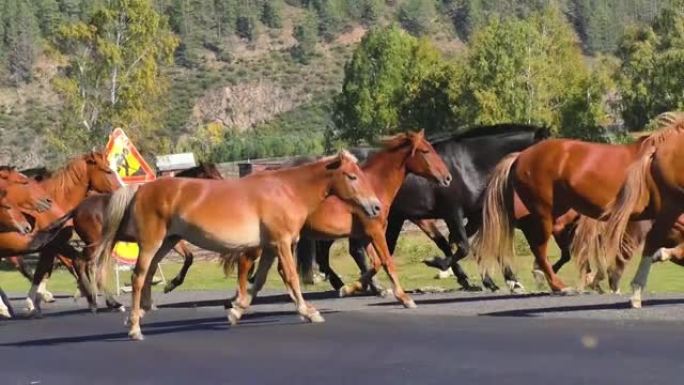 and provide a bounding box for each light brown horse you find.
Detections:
[93,151,381,340]
[21,151,120,314]
[599,112,684,308]
[69,162,224,312]
[474,136,657,293]
[235,131,452,314]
